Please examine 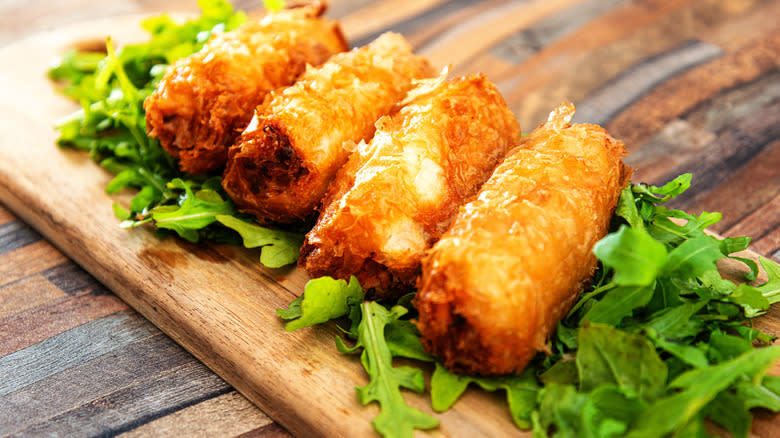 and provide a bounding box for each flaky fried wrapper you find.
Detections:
[144,2,347,175]
[414,103,632,375]
[222,32,435,223]
[299,73,521,297]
